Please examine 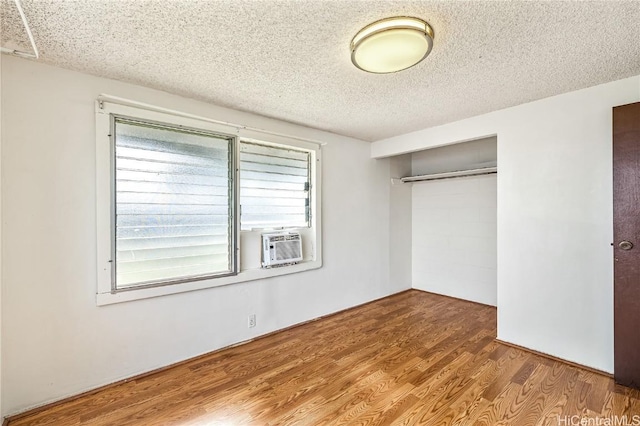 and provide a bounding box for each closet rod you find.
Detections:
[401,167,497,183]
